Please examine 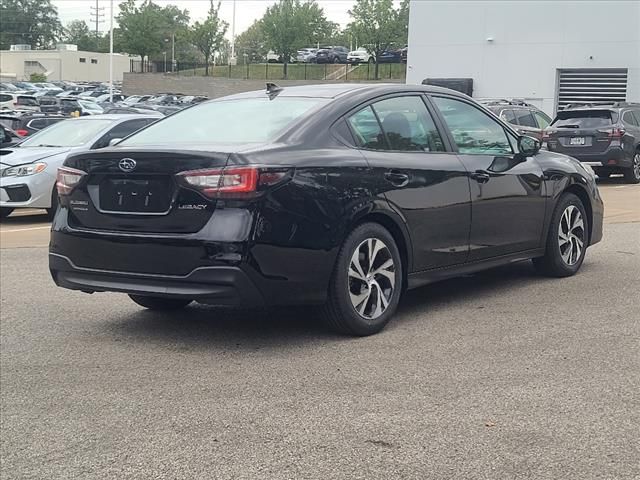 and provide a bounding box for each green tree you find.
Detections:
[235,20,268,64]
[348,0,408,79]
[117,0,166,62]
[0,0,63,49]
[188,0,228,75]
[29,72,47,82]
[63,20,95,51]
[261,0,332,76]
